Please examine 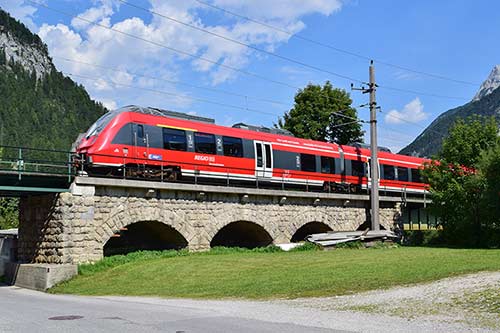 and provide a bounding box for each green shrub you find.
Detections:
[288,242,321,252]
[78,249,189,275]
[403,230,444,246]
[335,240,365,249]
